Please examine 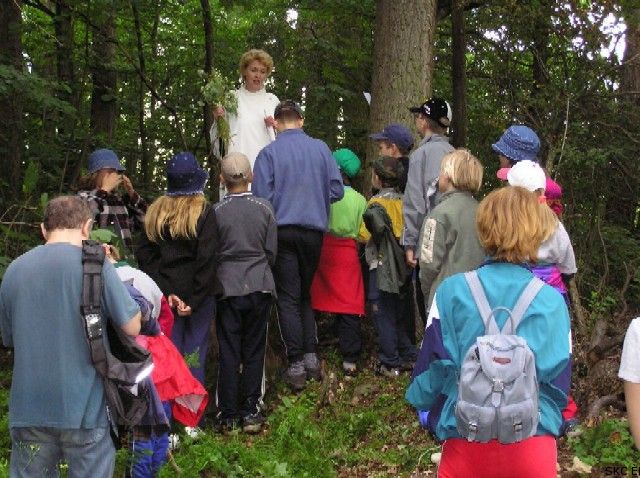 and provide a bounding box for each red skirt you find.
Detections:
[310,234,364,316]
[438,436,557,478]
